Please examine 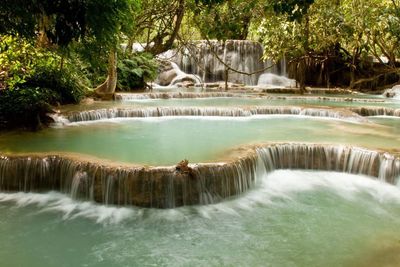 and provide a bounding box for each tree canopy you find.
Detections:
[1,0,400,128]
[0,0,138,48]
